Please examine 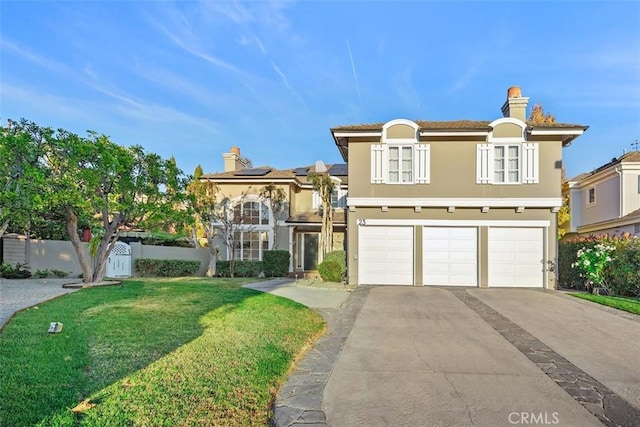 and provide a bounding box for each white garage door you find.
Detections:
[359,226,413,285]
[488,227,544,287]
[423,227,477,286]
